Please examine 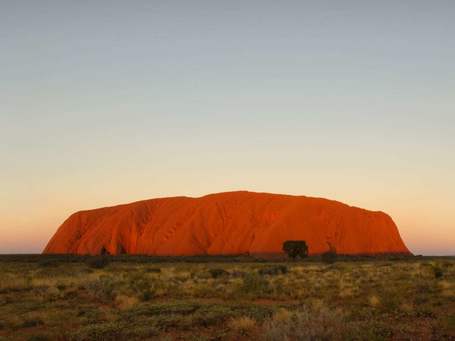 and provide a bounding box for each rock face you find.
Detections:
[43,191,411,256]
